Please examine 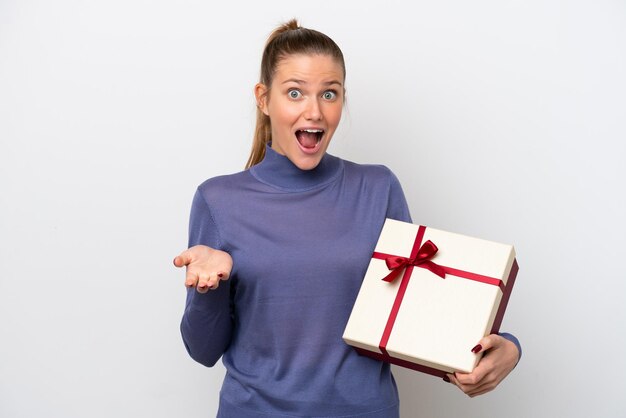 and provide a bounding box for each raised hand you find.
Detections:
[173,245,233,293]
